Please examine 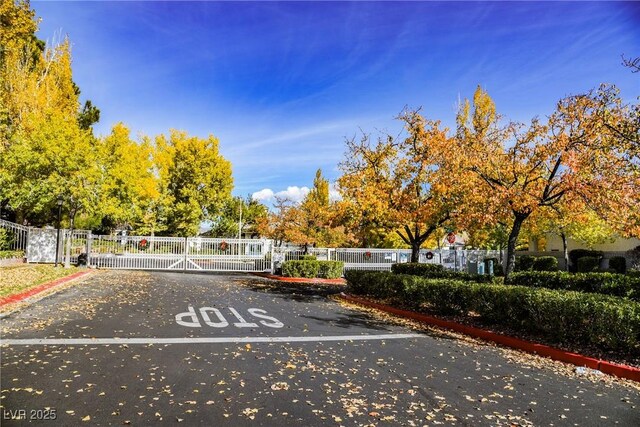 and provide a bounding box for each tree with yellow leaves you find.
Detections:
[154,130,233,236]
[94,123,159,233]
[1,1,101,234]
